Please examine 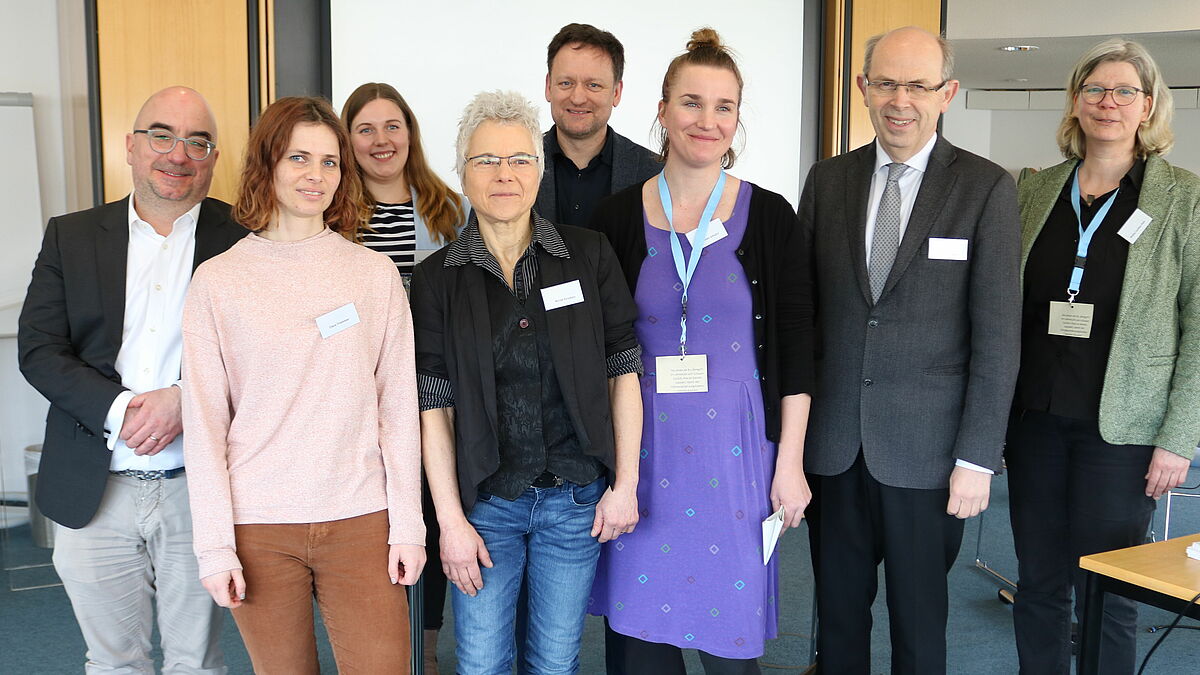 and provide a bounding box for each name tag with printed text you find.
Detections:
[316,303,360,338]
[656,354,709,393]
[541,280,585,310]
